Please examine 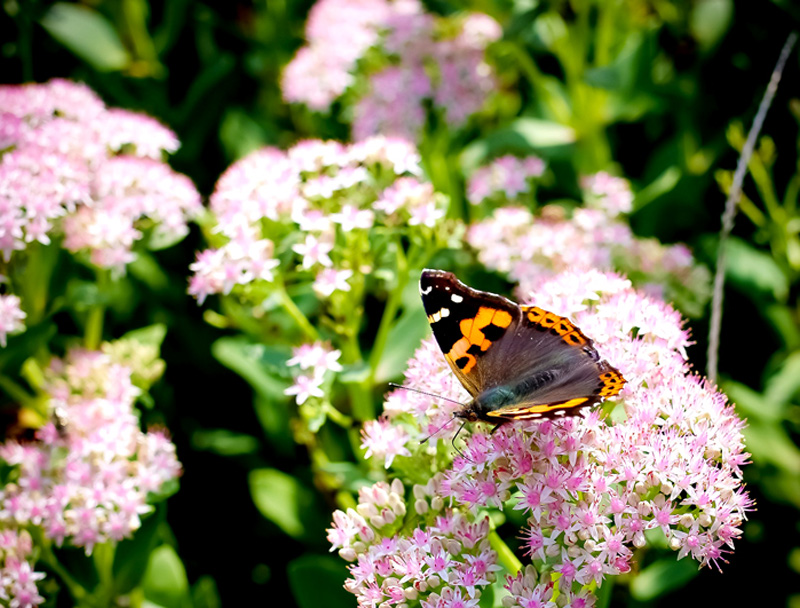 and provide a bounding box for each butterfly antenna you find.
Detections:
[388,382,465,406]
[420,416,458,445]
[451,421,474,464]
